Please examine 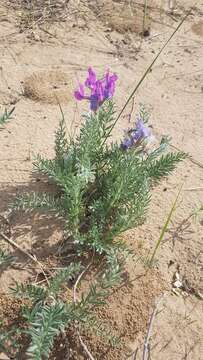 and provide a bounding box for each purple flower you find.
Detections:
[120,137,134,150]
[74,83,85,100]
[121,119,151,150]
[85,67,97,89]
[131,119,151,141]
[74,67,118,111]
